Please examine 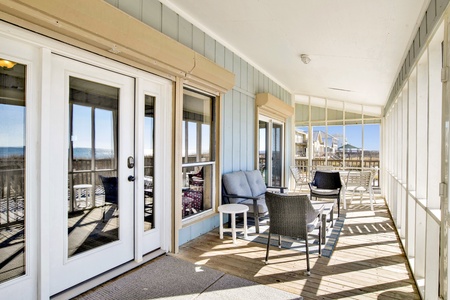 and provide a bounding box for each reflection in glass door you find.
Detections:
[144,95,155,230]
[68,77,119,256]
[272,123,283,186]
[0,60,26,284]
